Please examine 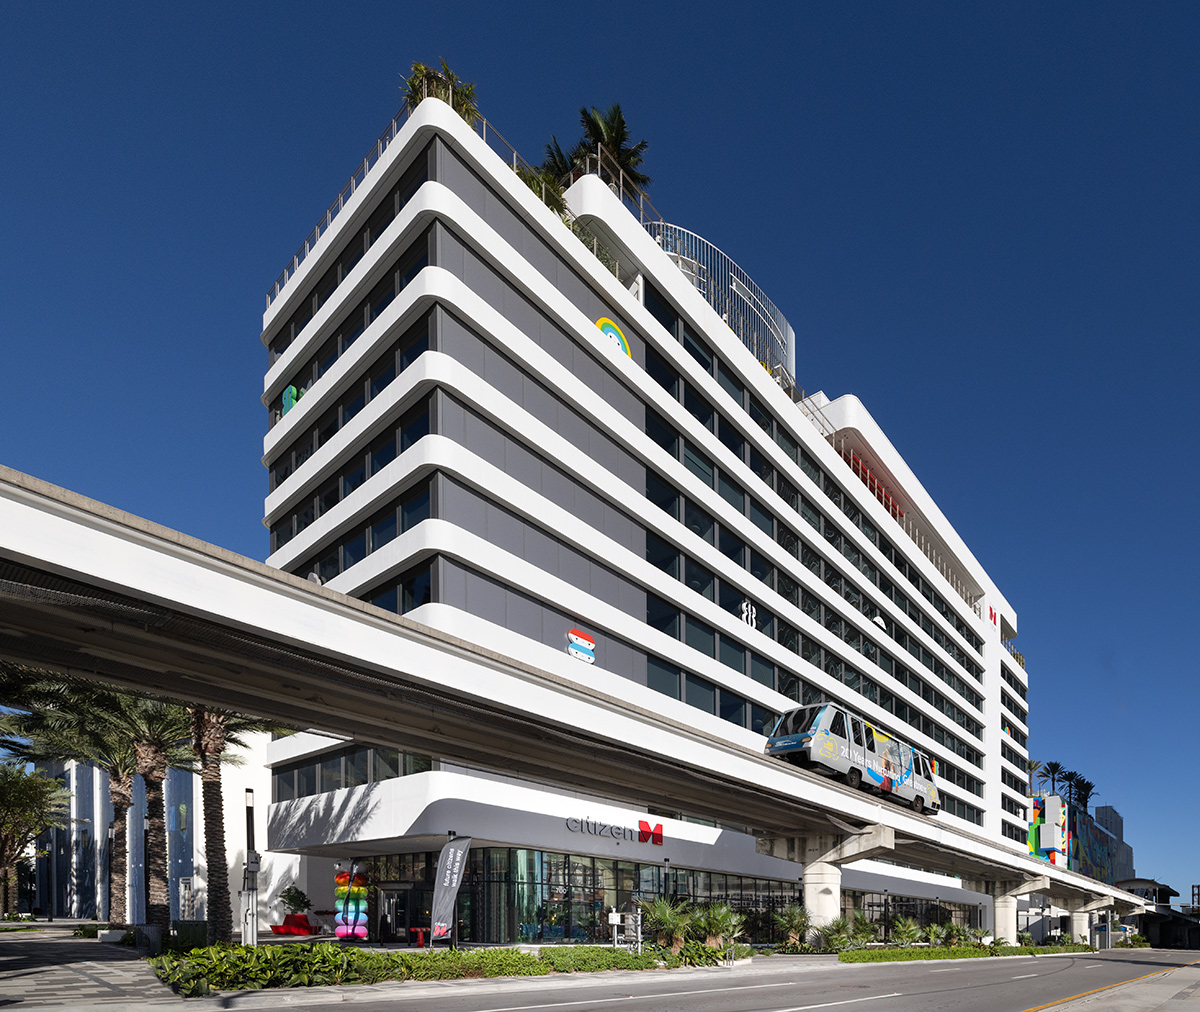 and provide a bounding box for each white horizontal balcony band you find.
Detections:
[262,256,984,713]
